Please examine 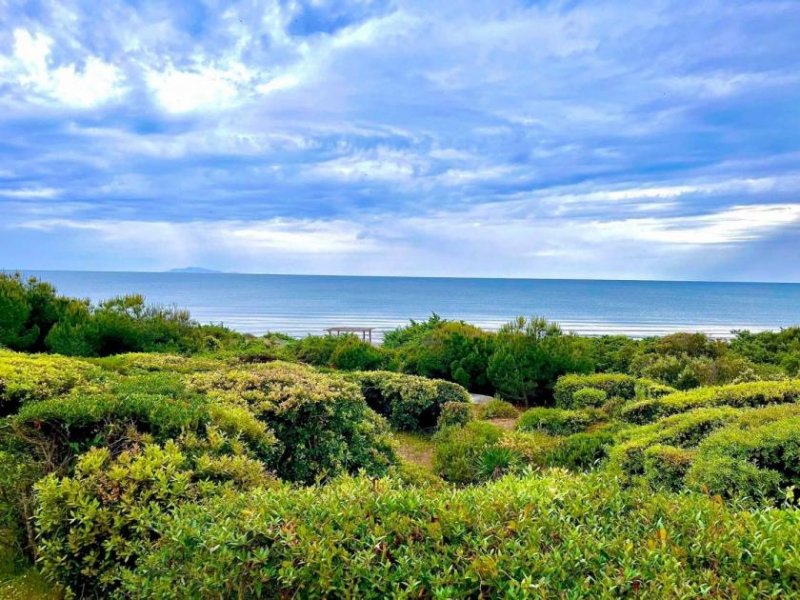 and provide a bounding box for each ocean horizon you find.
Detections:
[14,270,800,341]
